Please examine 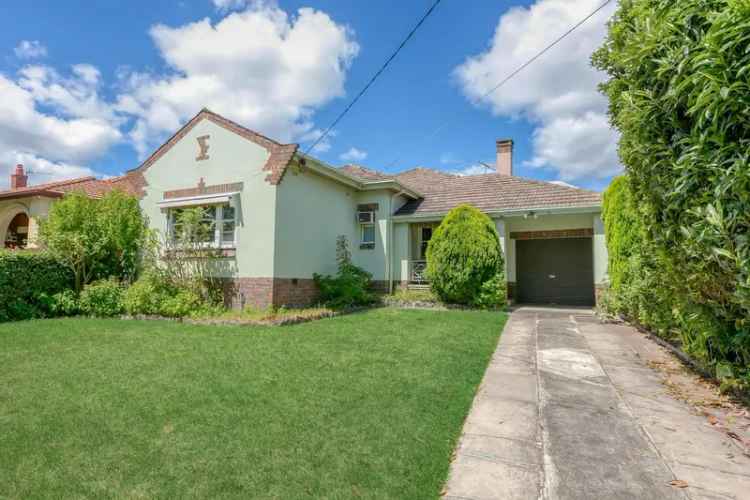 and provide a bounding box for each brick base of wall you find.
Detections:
[273,278,320,308]
[221,278,275,310]
[220,277,392,309]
